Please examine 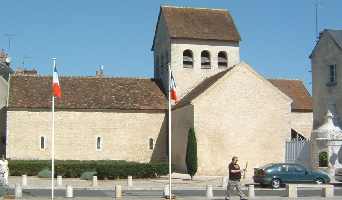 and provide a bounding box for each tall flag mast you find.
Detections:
[51,58,61,199]
[168,63,177,199]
